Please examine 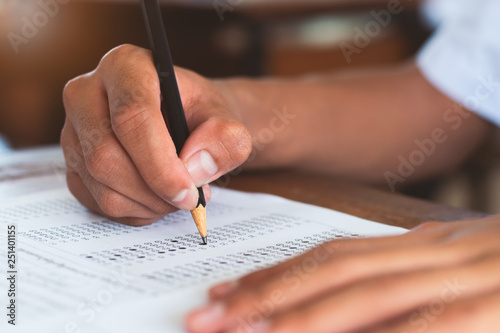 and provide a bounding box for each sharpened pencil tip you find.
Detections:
[202,236,208,245]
